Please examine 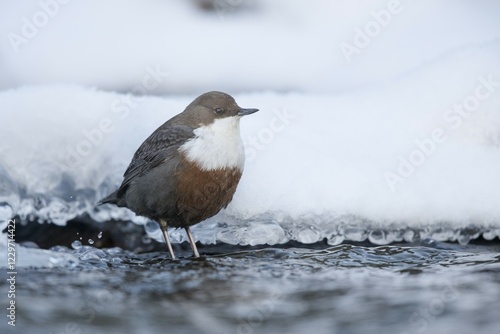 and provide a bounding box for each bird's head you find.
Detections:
[181,91,258,128]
